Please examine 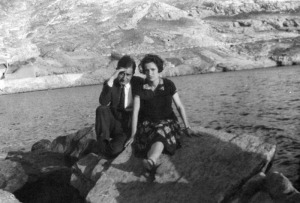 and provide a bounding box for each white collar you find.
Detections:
[124,83,131,89]
[143,78,164,91]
